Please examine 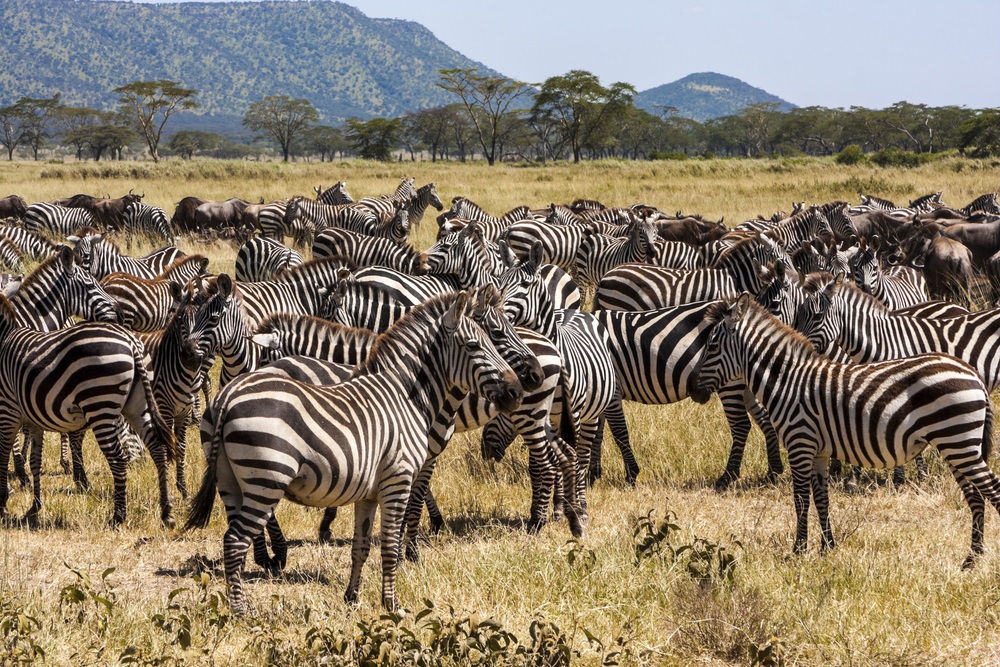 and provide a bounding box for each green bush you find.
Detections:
[649,150,688,161]
[701,150,716,160]
[835,145,865,165]
[870,148,921,168]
